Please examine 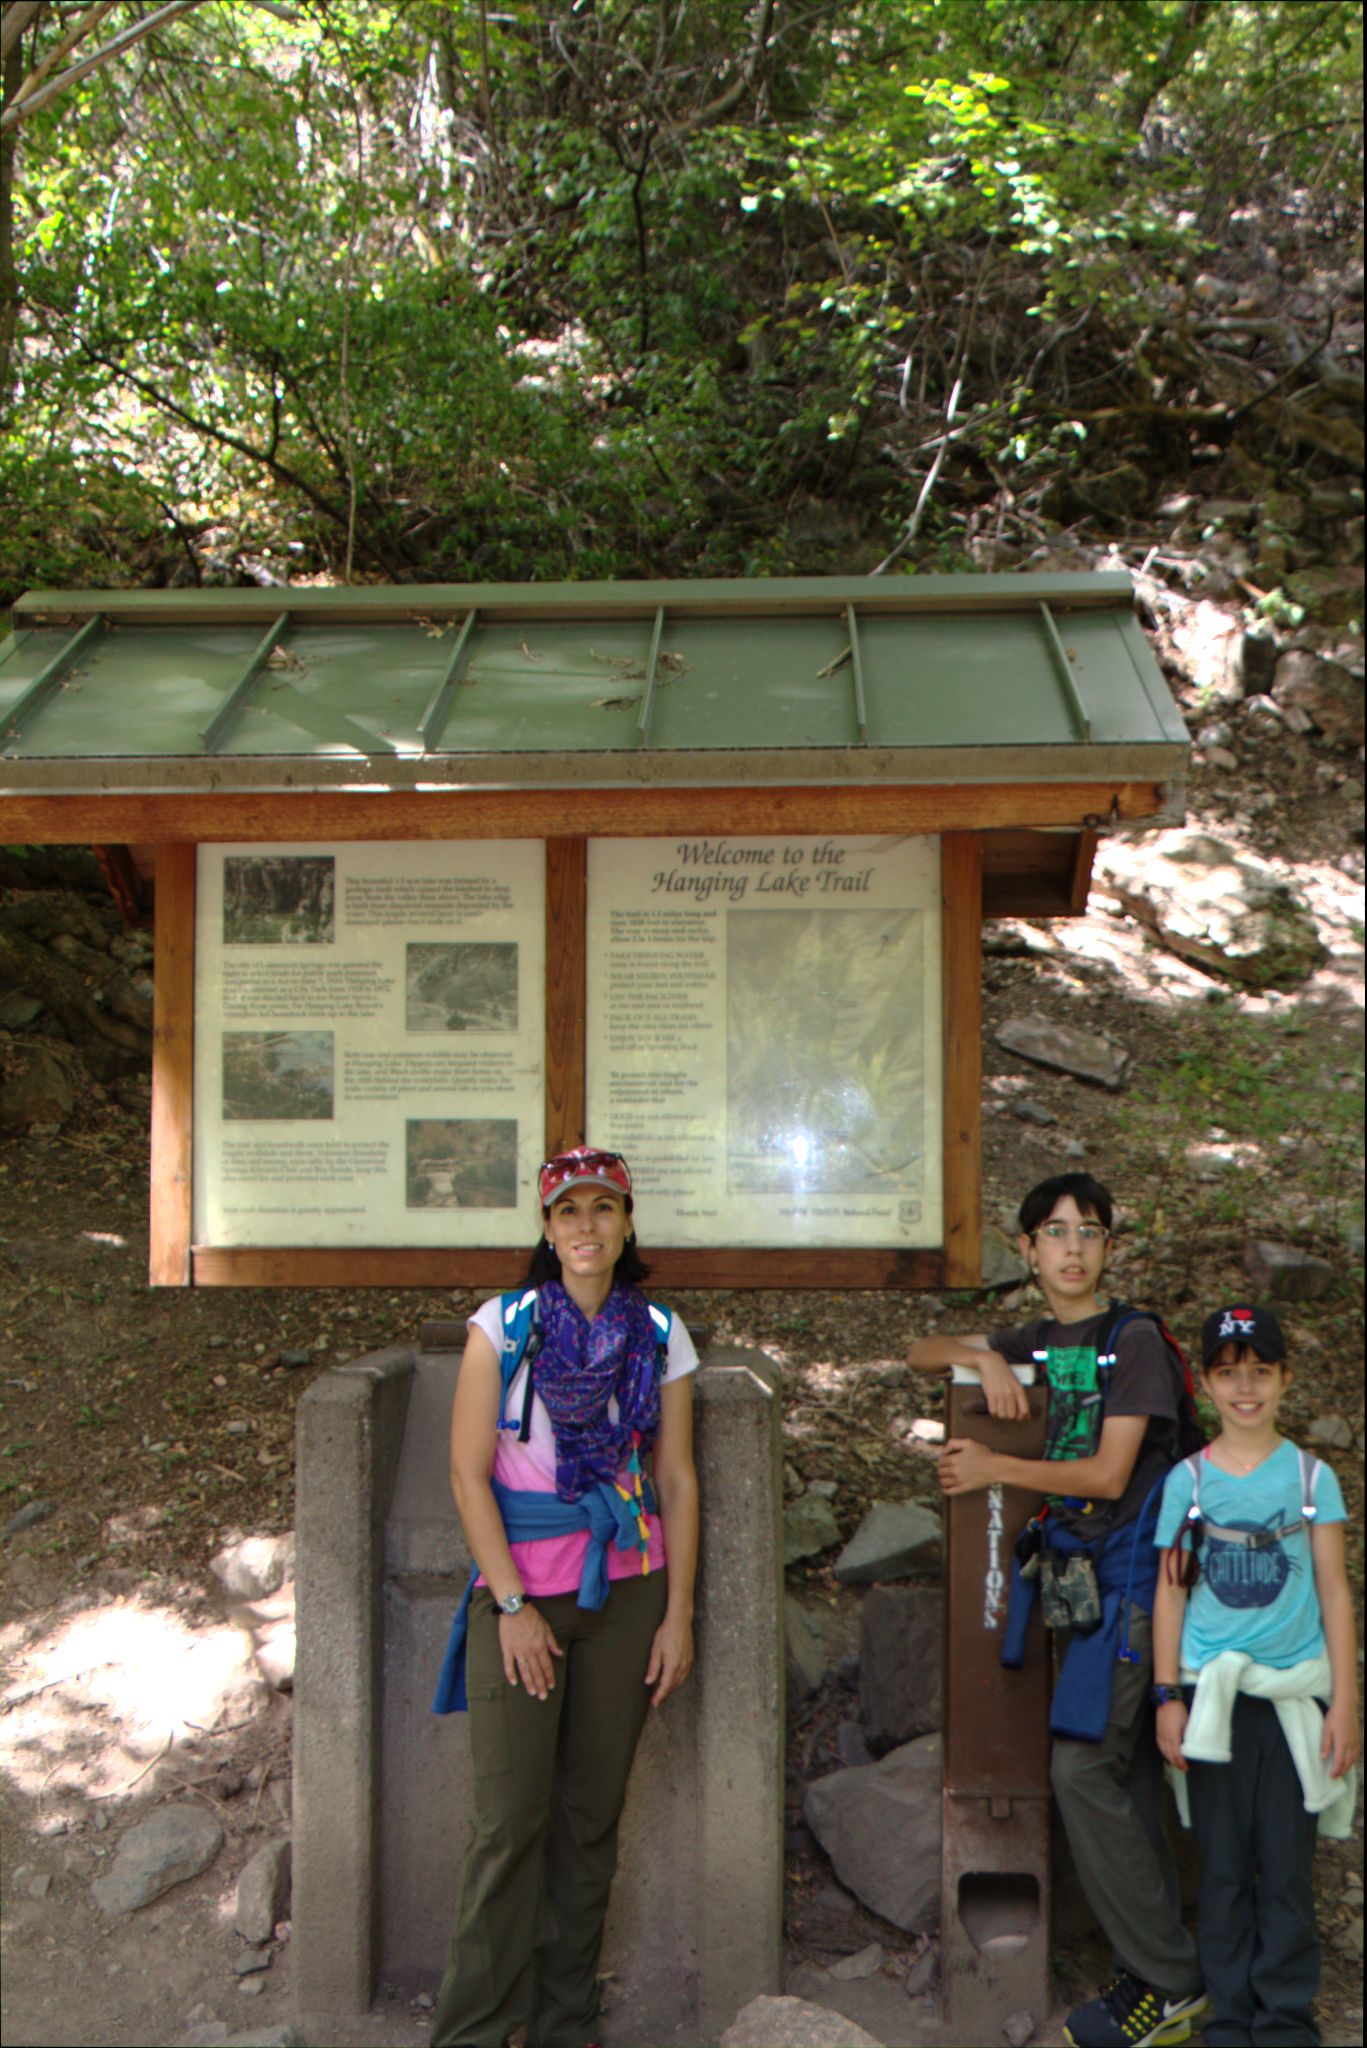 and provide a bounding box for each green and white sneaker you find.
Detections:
[1063,1972,1208,2048]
